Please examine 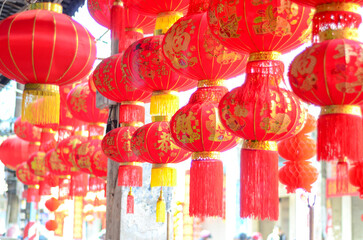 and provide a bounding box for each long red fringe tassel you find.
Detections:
[89,176,106,192]
[241,148,279,221]
[126,188,134,214]
[119,104,145,124]
[118,164,143,187]
[189,159,223,217]
[27,186,40,203]
[318,113,363,163]
[337,159,348,194]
